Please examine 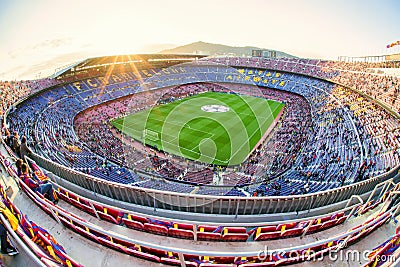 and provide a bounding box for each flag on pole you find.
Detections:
[387,41,400,48]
